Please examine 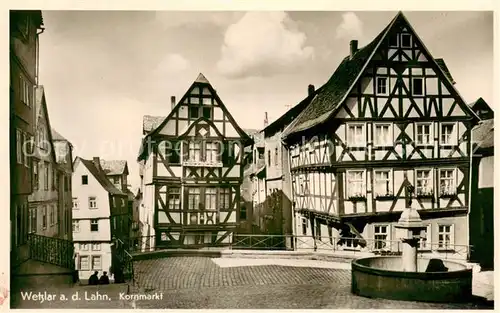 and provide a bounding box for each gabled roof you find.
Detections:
[143,115,165,134]
[434,58,455,84]
[138,73,253,161]
[35,86,57,164]
[51,128,68,141]
[472,119,494,151]
[469,97,494,120]
[283,11,479,138]
[76,157,126,196]
[100,159,128,176]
